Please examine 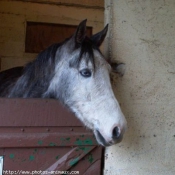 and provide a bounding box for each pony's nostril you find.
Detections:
[112,126,120,139]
